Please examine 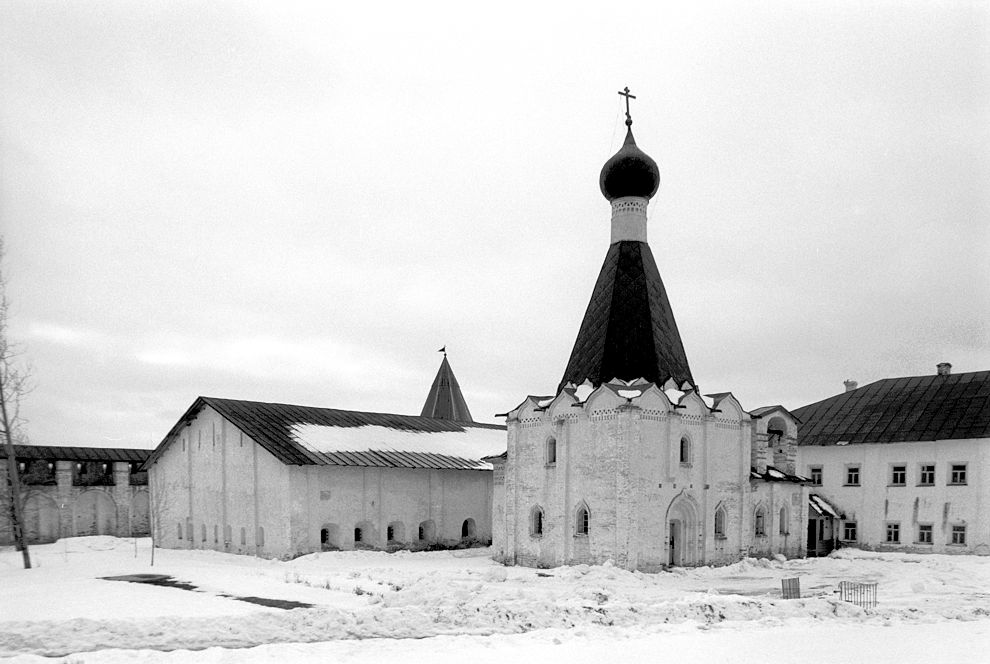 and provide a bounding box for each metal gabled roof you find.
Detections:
[0,445,151,462]
[793,370,990,446]
[148,396,505,471]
